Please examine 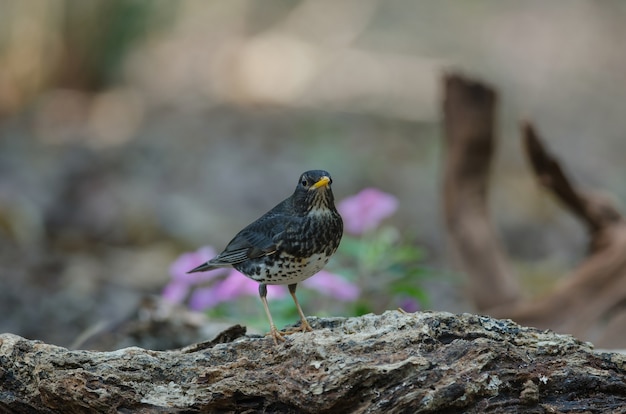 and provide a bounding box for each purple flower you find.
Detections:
[188,286,221,310]
[161,280,190,304]
[169,246,226,284]
[162,246,226,304]
[188,269,288,311]
[163,247,358,311]
[338,188,399,235]
[398,297,421,313]
[303,270,360,302]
